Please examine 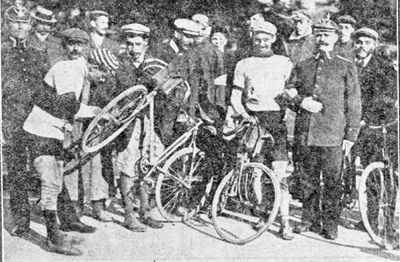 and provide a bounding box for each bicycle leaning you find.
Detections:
[358,120,399,250]
[211,116,281,245]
